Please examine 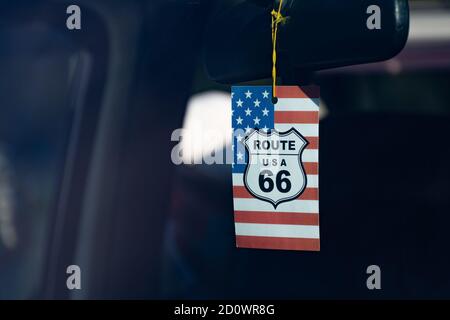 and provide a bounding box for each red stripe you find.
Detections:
[306,137,319,149]
[236,236,320,251]
[234,162,318,175]
[234,211,319,225]
[274,111,319,124]
[303,162,319,174]
[276,86,320,99]
[233,163,317,175]
[233,186,318,201]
